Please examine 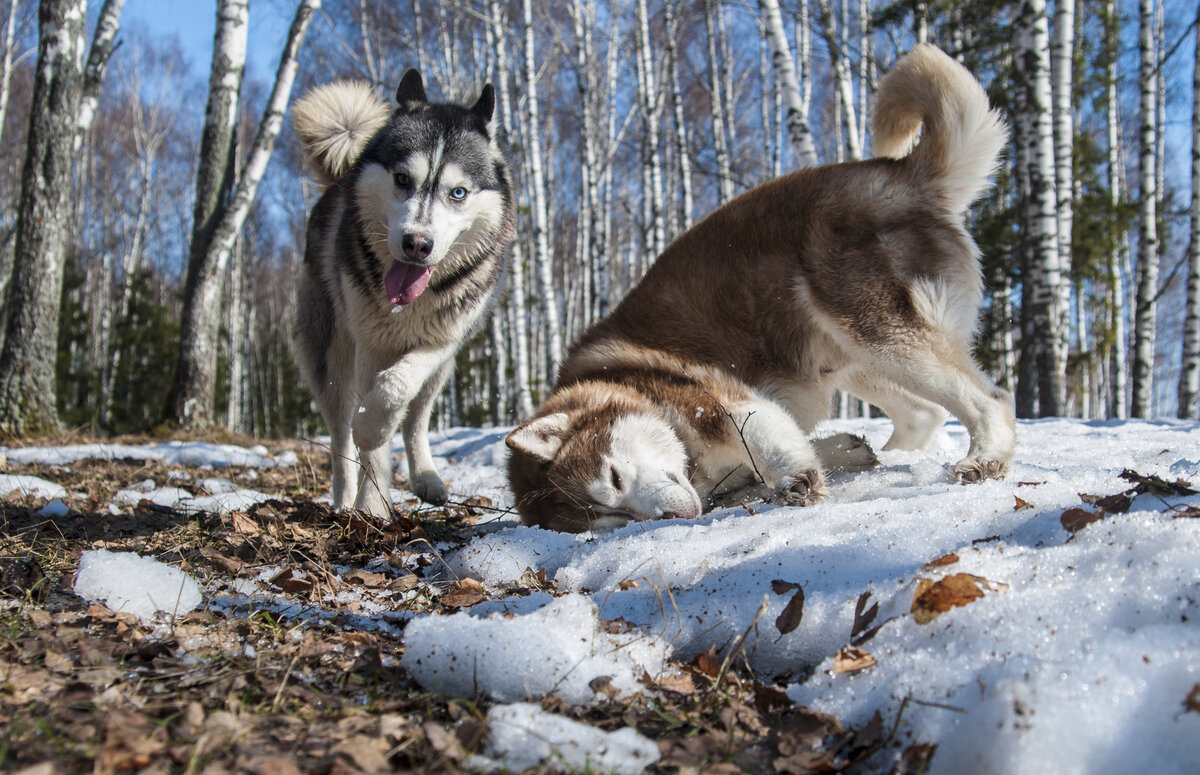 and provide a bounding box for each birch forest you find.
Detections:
[0,0,1198,440]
